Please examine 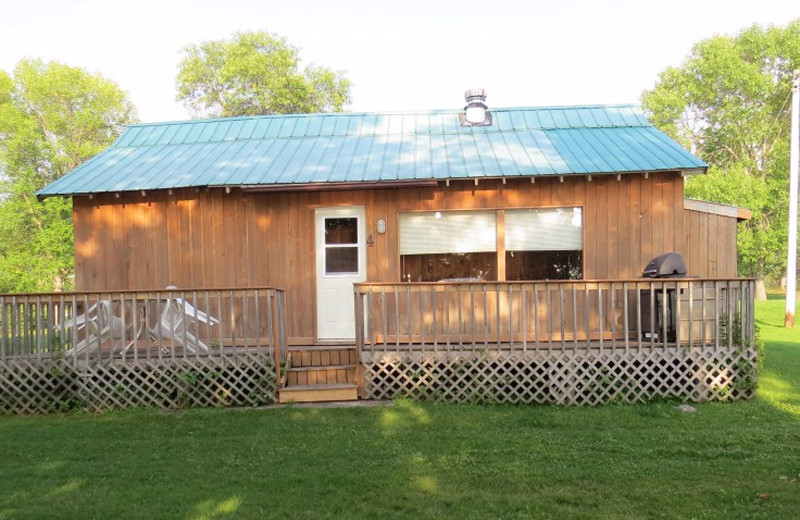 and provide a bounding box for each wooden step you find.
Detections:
[288,344,355,351]
[285,365,356,386]
[278,383,358,404]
